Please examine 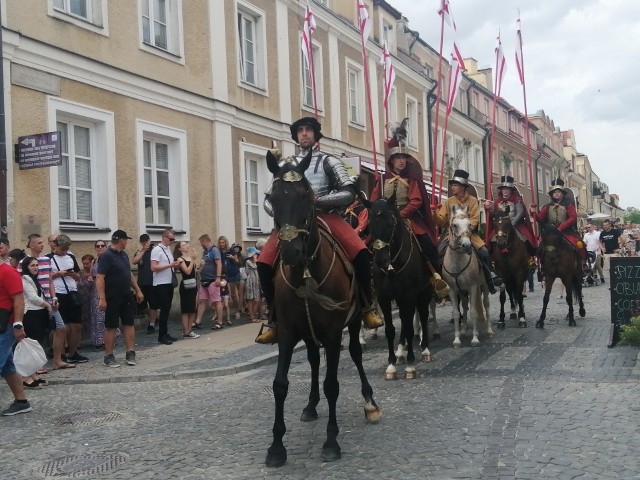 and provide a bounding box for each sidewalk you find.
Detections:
[43,314,304,385]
